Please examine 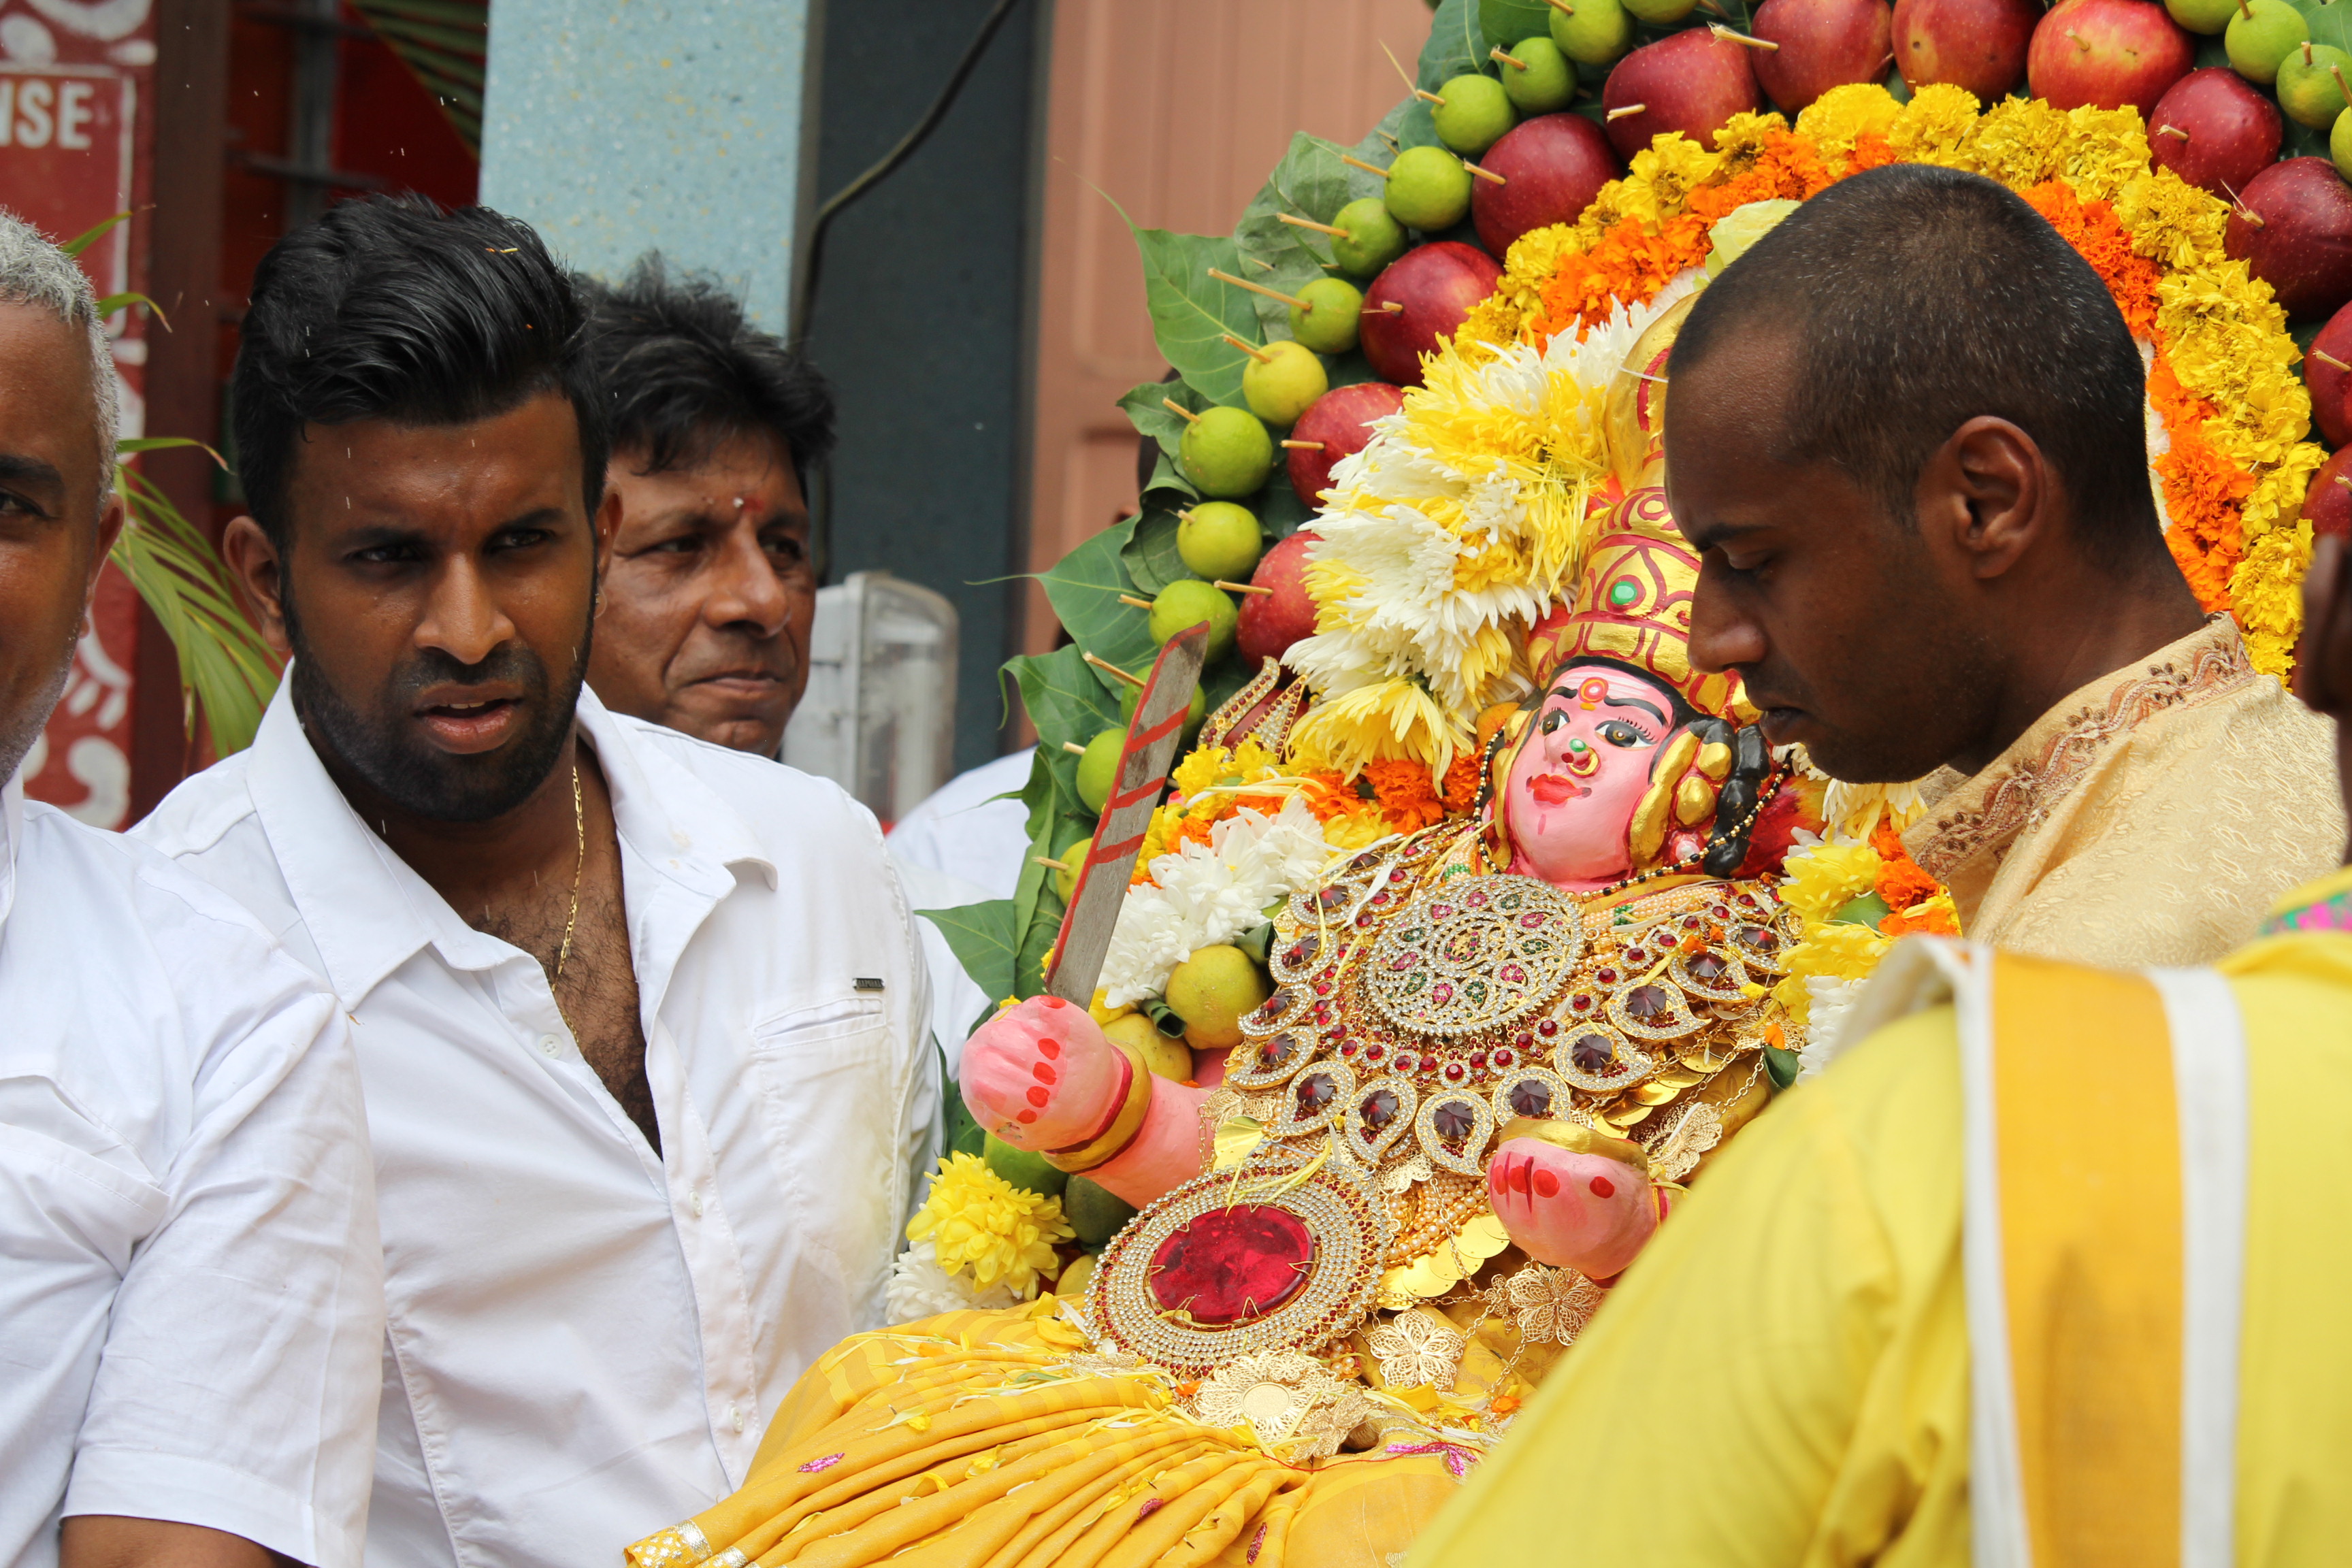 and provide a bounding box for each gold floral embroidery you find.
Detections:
[1189,1350,1373,1459]
[1488,1264,1605,1346]
[1366,1309,1468,1390]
